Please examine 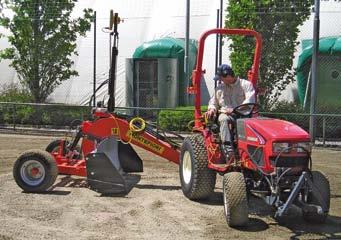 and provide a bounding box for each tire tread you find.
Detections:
[180,134,216,200]
[302,171,330,223]
[13,149,58,192]
[223,172,248,227]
